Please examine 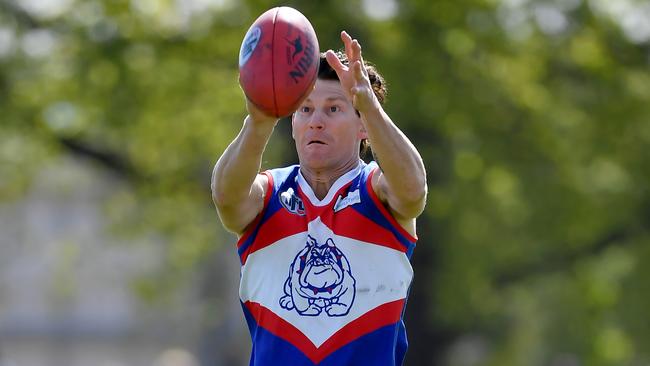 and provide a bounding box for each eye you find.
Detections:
[329,106,341,113]
[300,106,311,113]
